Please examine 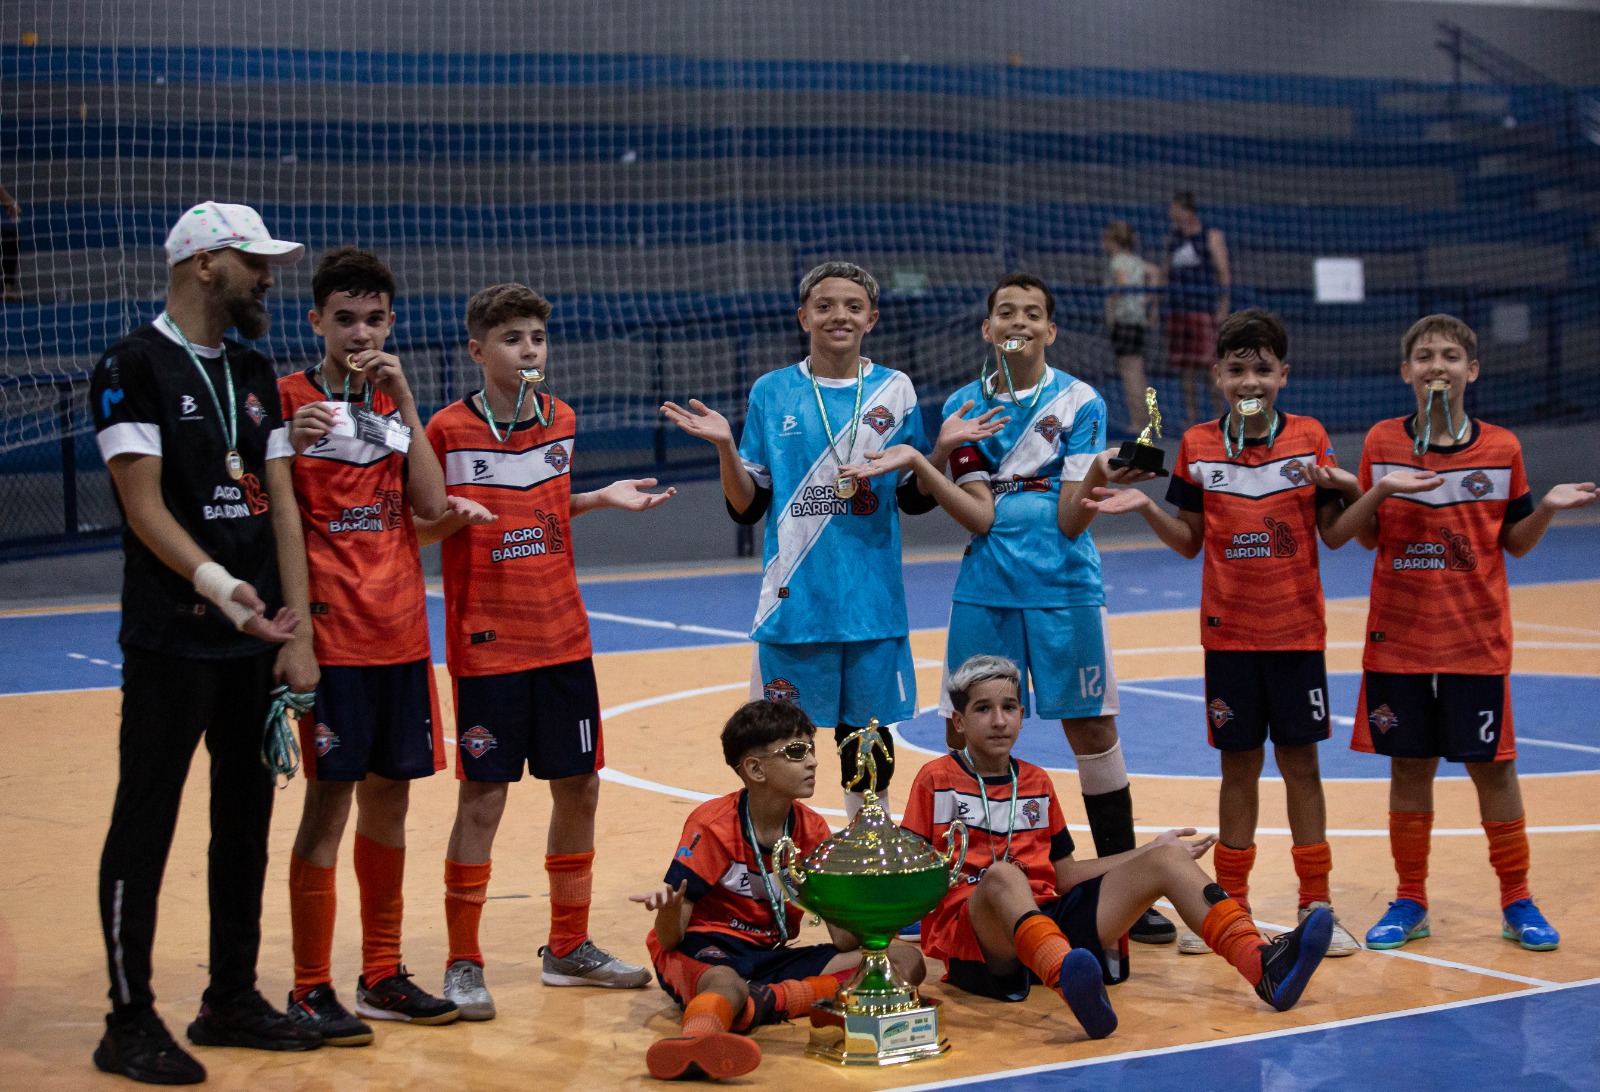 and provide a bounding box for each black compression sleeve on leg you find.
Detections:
[1203,883,1230,907]
[1082,785,1136,858]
